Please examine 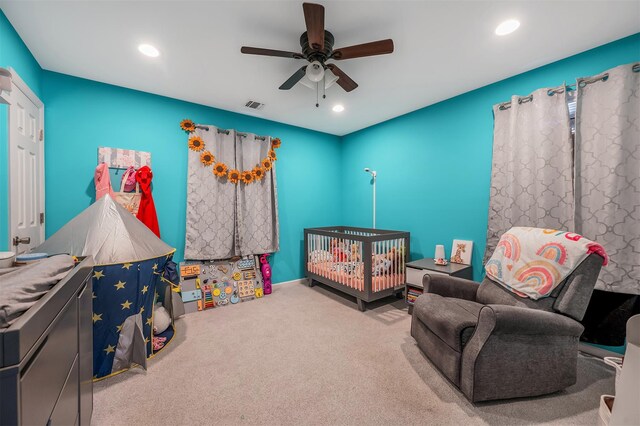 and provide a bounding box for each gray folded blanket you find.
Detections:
[0,255,75,328]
